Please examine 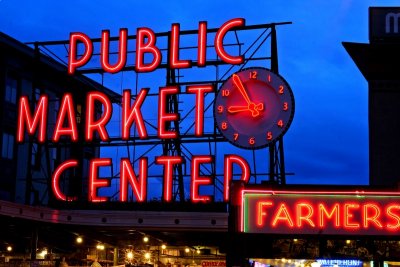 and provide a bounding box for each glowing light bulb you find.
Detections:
[161,244,167,250]
[7,246,12,252]
[143,236,149,243]
[76,237,83,244]
[40,249,48,257]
